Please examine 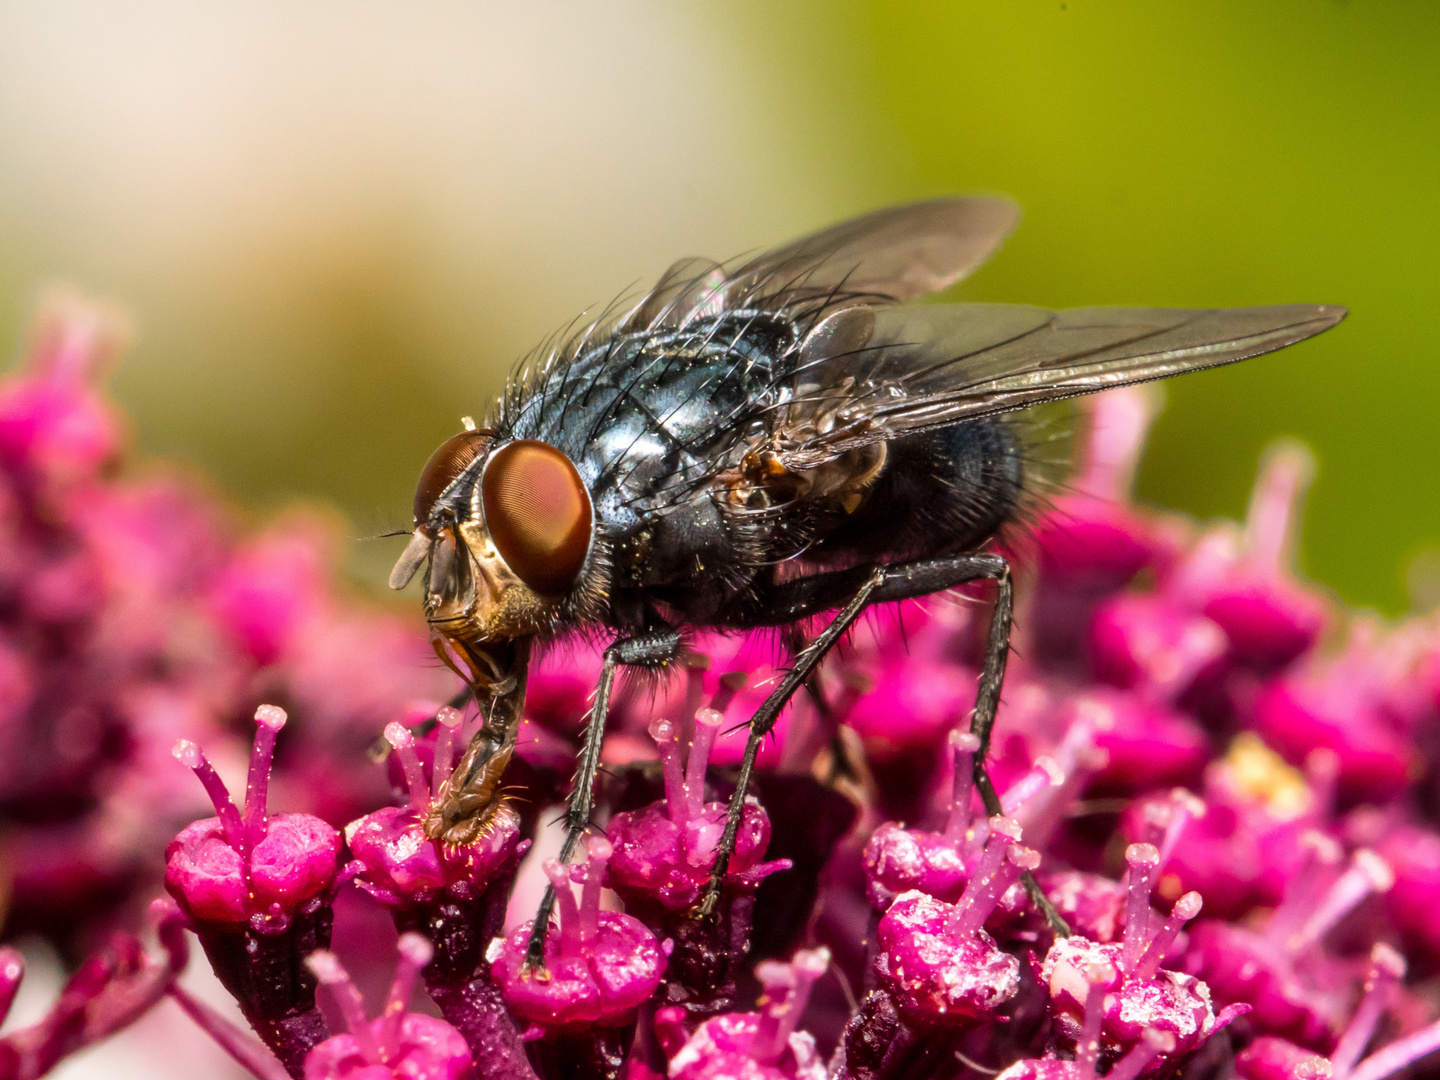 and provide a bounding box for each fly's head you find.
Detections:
[389,423,598,690]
